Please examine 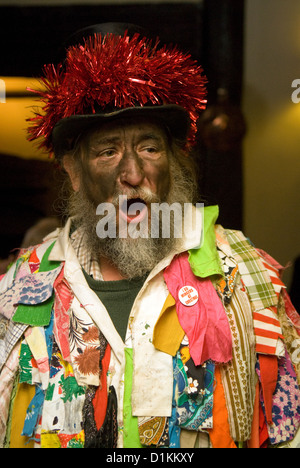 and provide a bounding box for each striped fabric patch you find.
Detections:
[253,251,286,354]
[253,306,284,354]
[226,230,284,356]
[258,252,286,297]
[219,284,256,441]
[225,230,278,311]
